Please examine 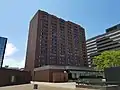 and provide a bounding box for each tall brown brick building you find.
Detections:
[25,10,88,82]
